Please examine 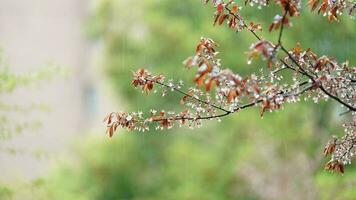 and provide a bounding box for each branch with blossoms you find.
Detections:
[104,0,356,174]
